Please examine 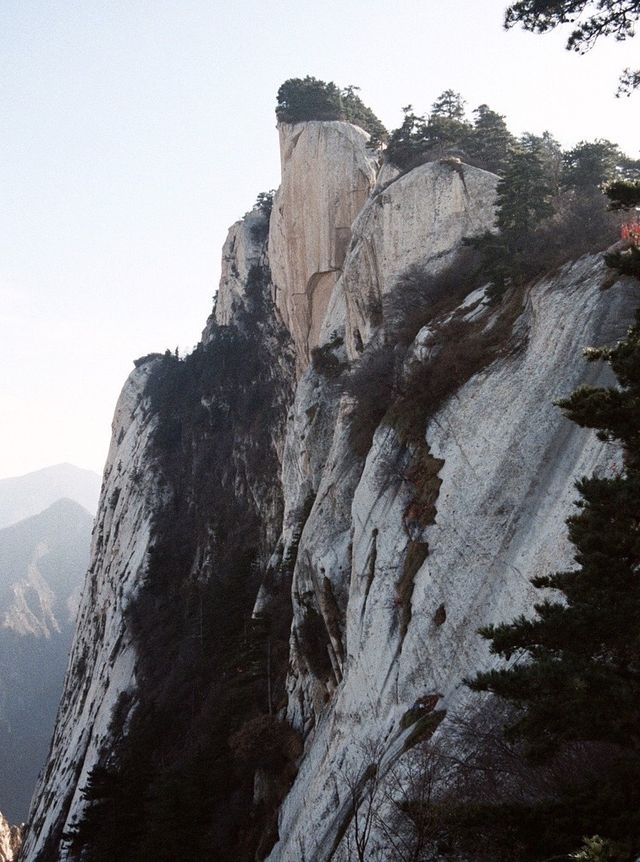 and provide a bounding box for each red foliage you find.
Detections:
[621,222,640,245]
